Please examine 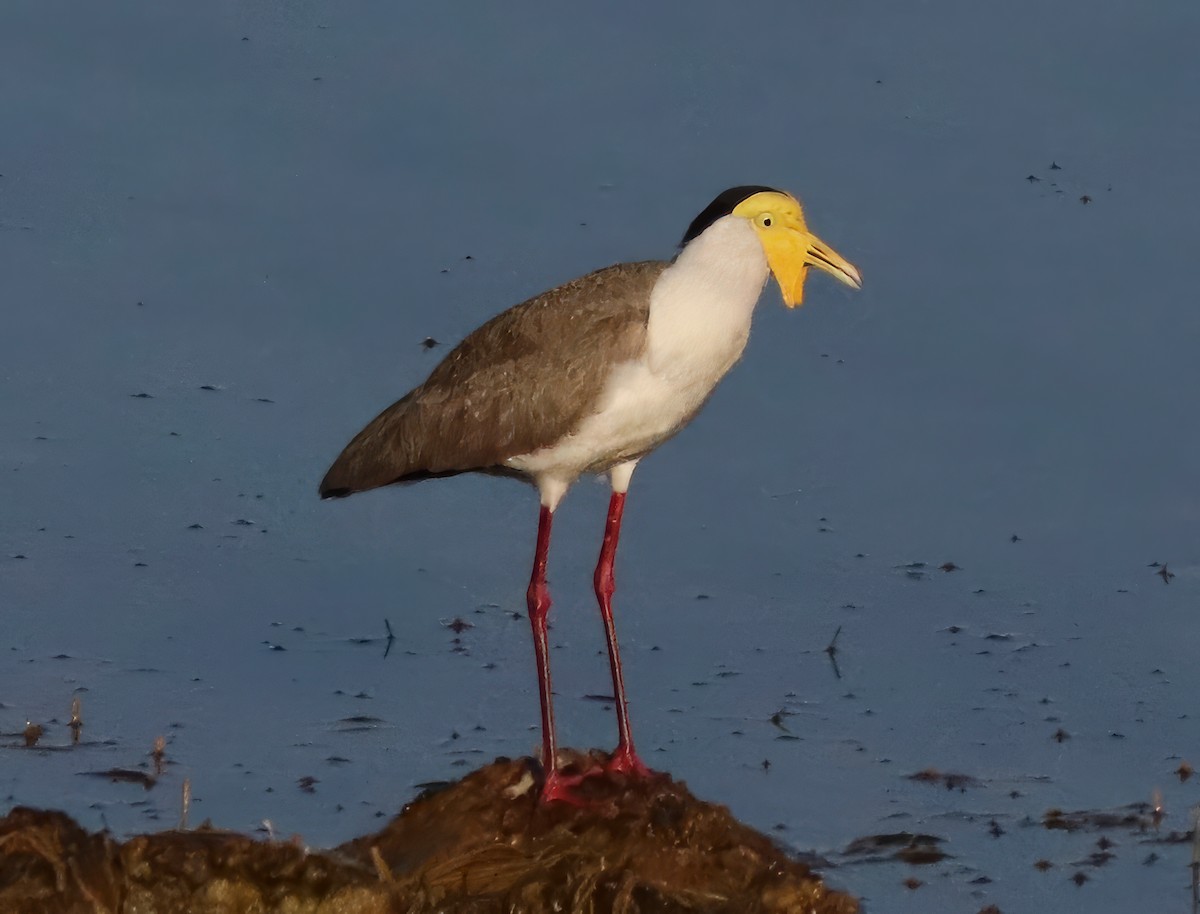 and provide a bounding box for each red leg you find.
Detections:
[527,505,592,803]
[594,492,652,777]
